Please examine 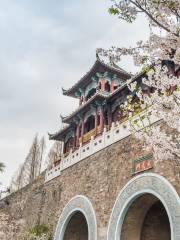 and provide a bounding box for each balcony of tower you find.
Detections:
[46,106,160,183]
[50,111,155,182]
